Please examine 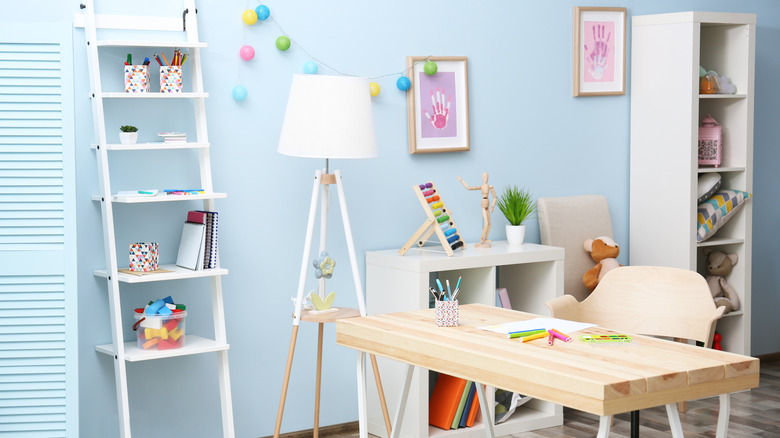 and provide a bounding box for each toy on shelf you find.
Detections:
[457,172,497,248]
[400,181,465,256]
[132,296,187,350]
[704,250,740,313]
